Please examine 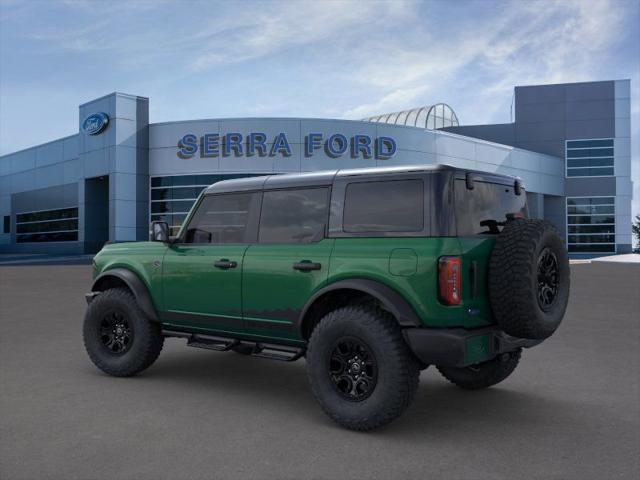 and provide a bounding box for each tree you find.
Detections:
[632,215,640,252]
